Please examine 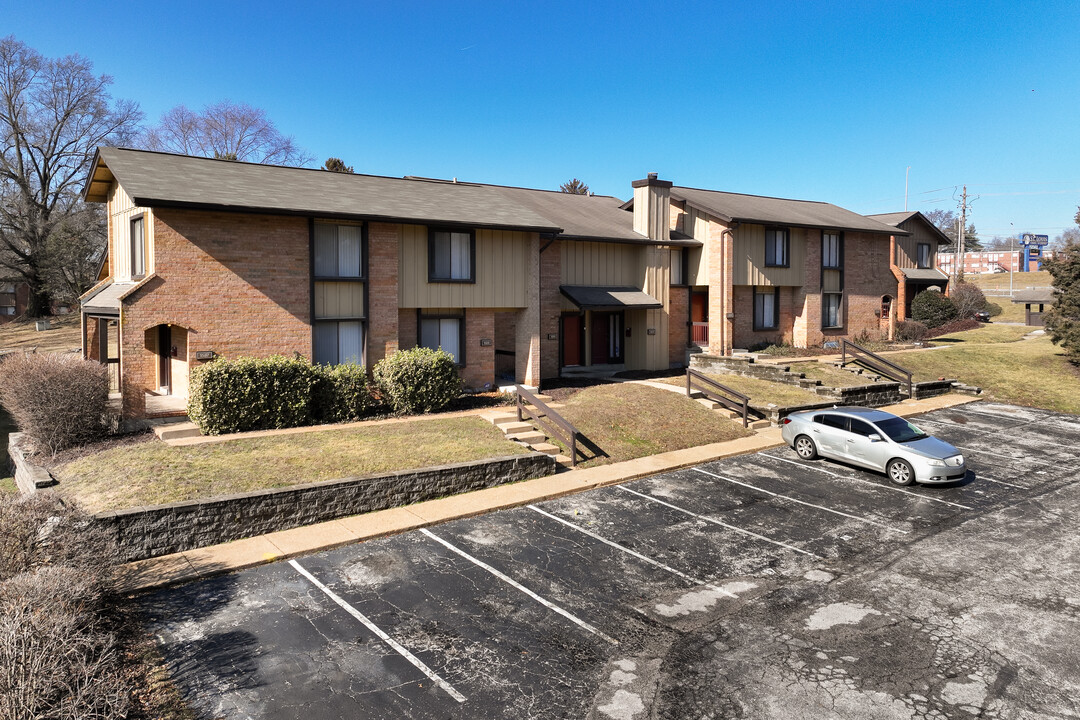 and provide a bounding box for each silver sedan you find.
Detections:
[780,407,966,486]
